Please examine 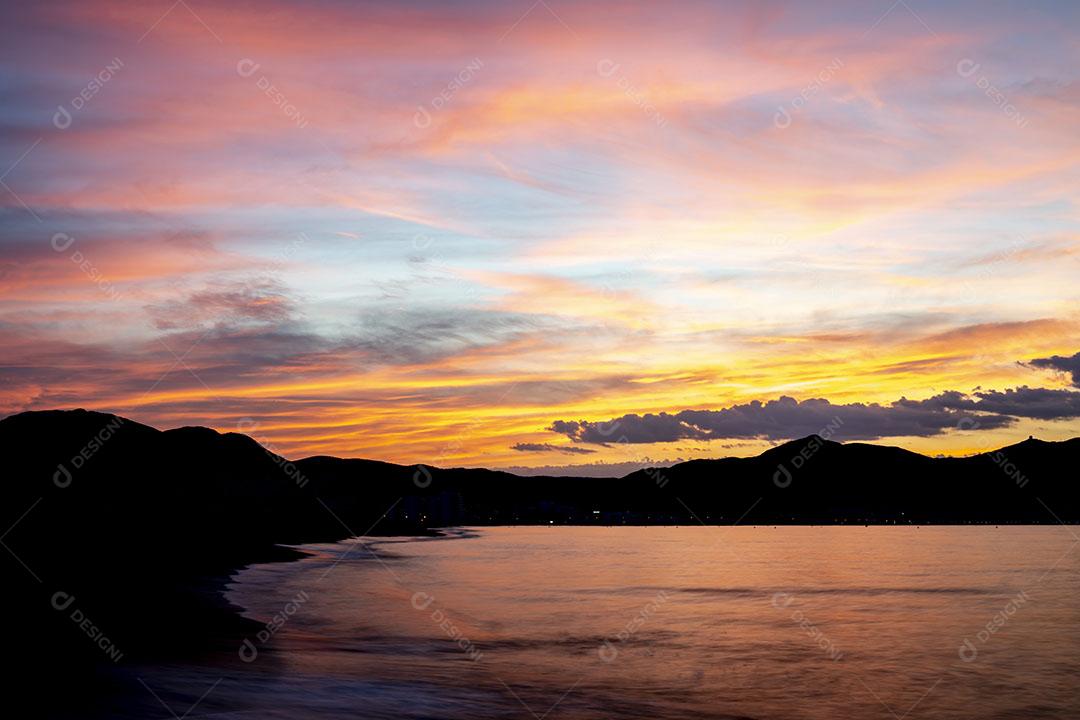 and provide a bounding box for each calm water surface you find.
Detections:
[154,527,1080,718]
